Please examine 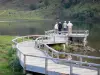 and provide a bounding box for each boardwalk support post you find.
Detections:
[45,58,48,75]
[70,62,73,75]
[23,55,26,74]
[80,57,82,66]
[57,52,59,59]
